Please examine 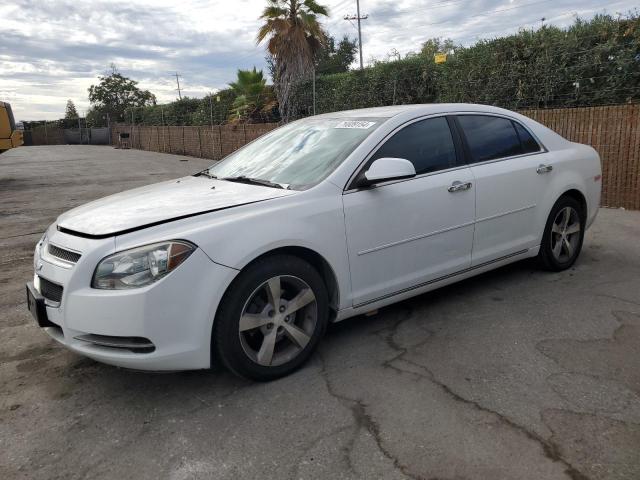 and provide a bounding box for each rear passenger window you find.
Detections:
[513,121,541,154]
[458,115,522,162]
[371,117,457,175]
